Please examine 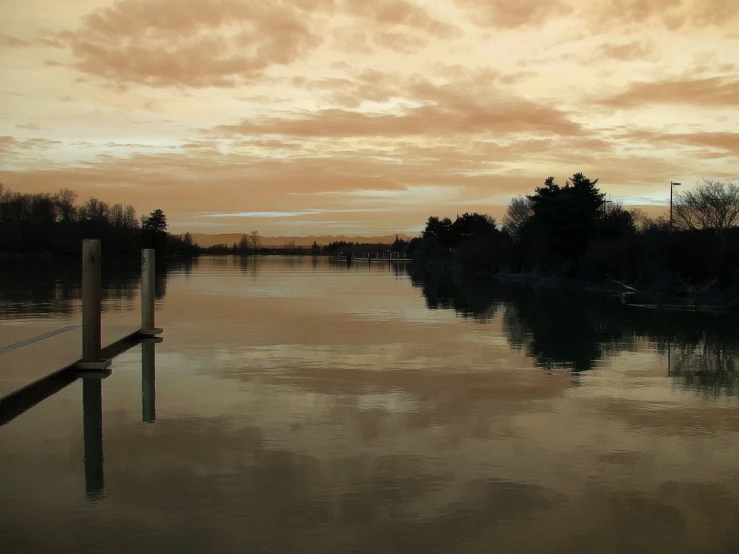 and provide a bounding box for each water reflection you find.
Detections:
[410,268,739,393]
[80,340,159,499]
[82,377,104,499]
[141,338,158,423]
[2,258,739,553]
[668,335,738,396]
[0,257,191,318]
